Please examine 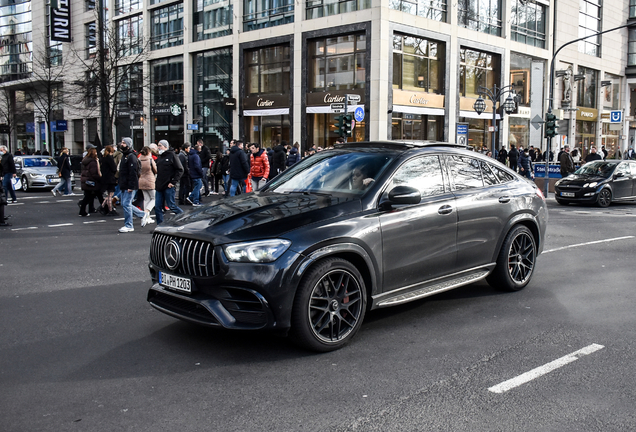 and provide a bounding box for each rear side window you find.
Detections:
[389,155,446,199]
[481,161,499,185]
[489,163,515,183]
[448,155,483,190]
